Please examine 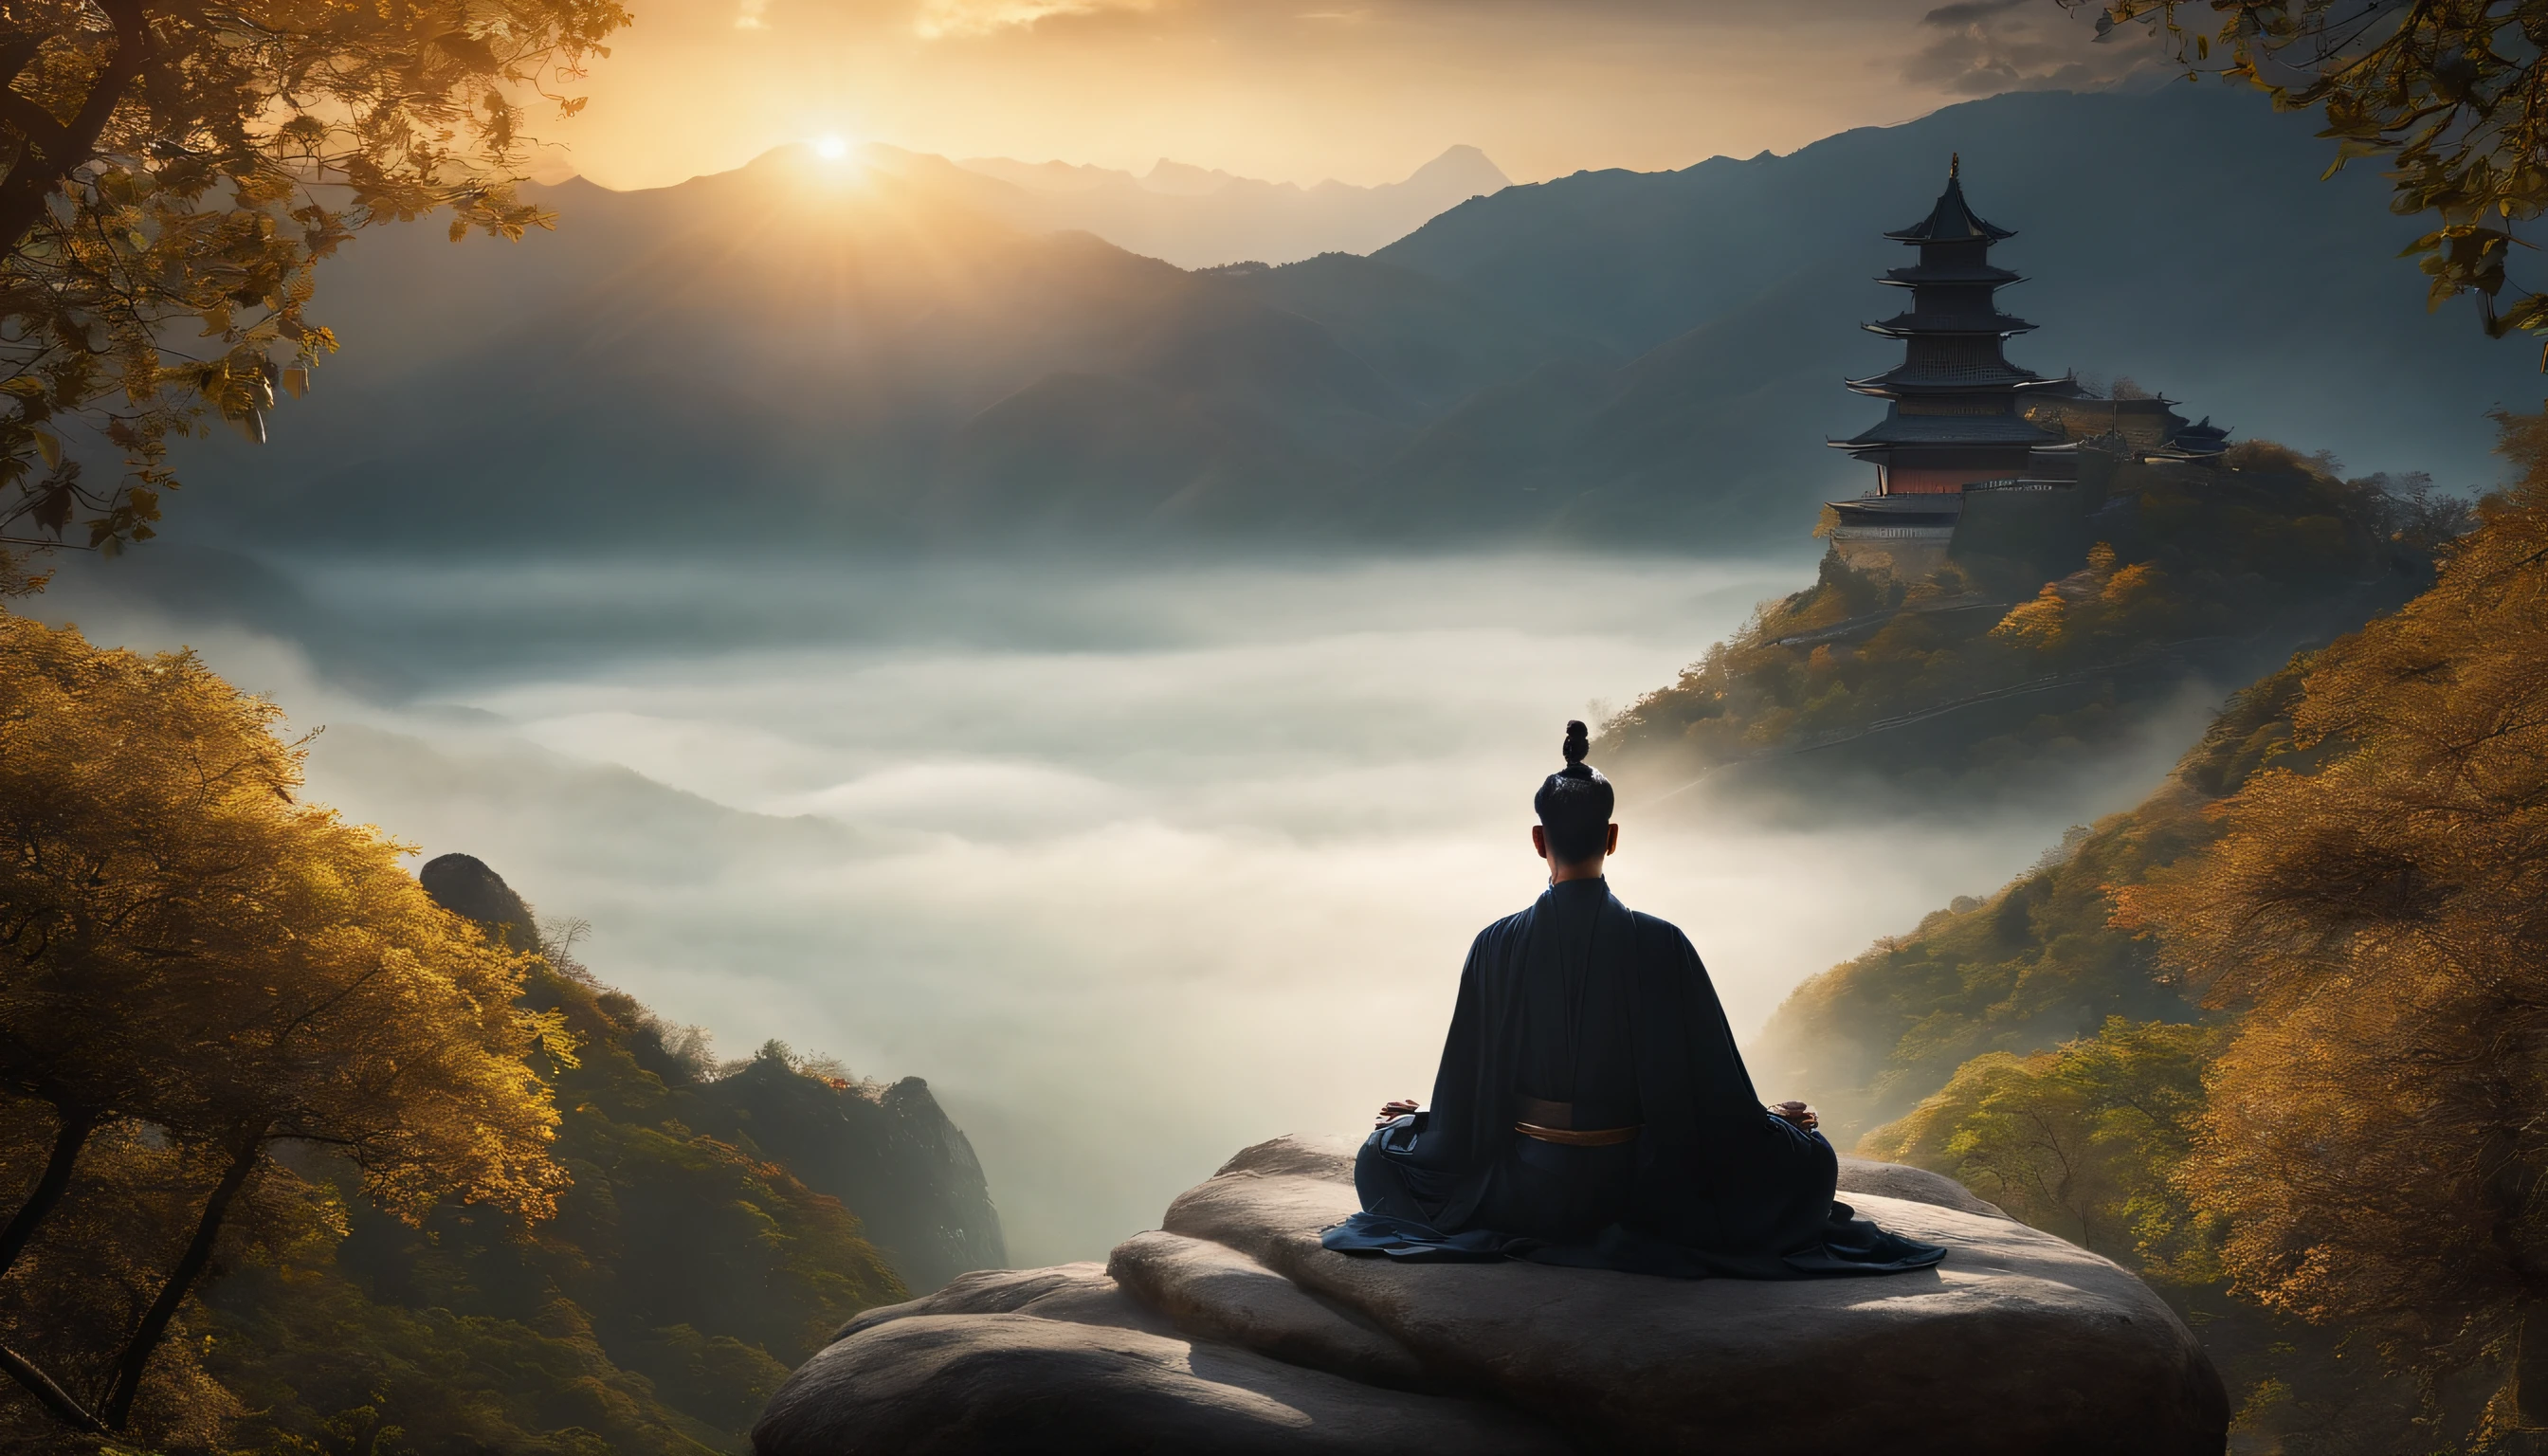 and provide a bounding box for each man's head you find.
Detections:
[1533,720,1617,875]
